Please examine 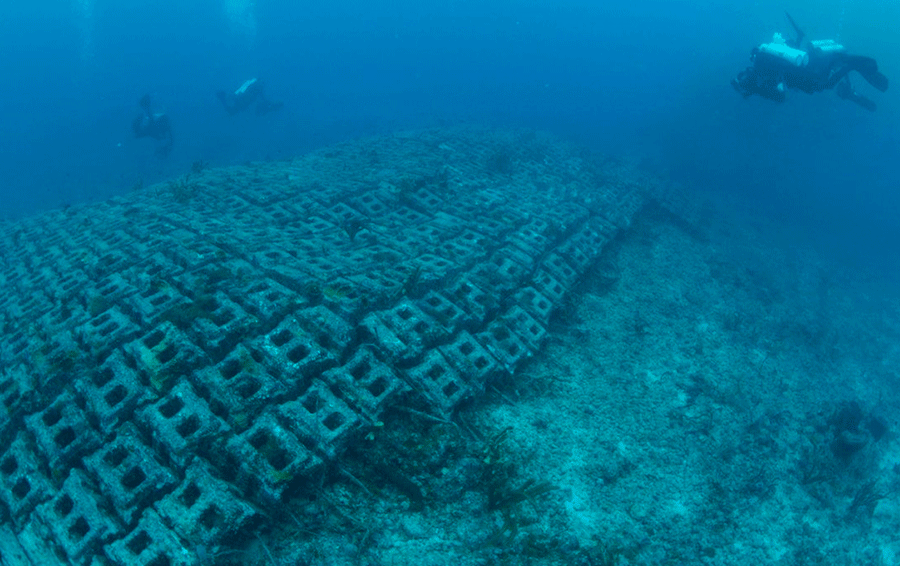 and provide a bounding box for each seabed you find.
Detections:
[0,127,898,565]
